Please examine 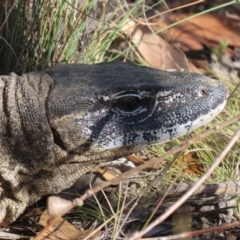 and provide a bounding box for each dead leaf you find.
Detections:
[153,13,240,51]
[123,20,190,71]
[35,210,100,240]
[36,211,82,240]
[93,165,121,180]
[125,154,143,165]
[174,152,203,176]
